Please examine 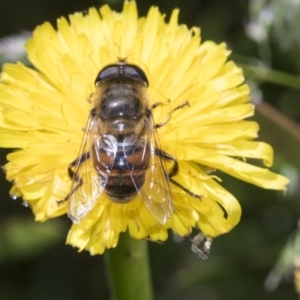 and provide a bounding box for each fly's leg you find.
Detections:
[152,101,190,129]
[152,100,200,199]
[155,149,202,200]
[57,152,90,205]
